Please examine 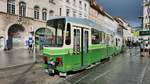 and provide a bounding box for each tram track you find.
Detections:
[0,63,35,79]
[0,59,43,79]
[12,63,38,84]
[0,62,45,81]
